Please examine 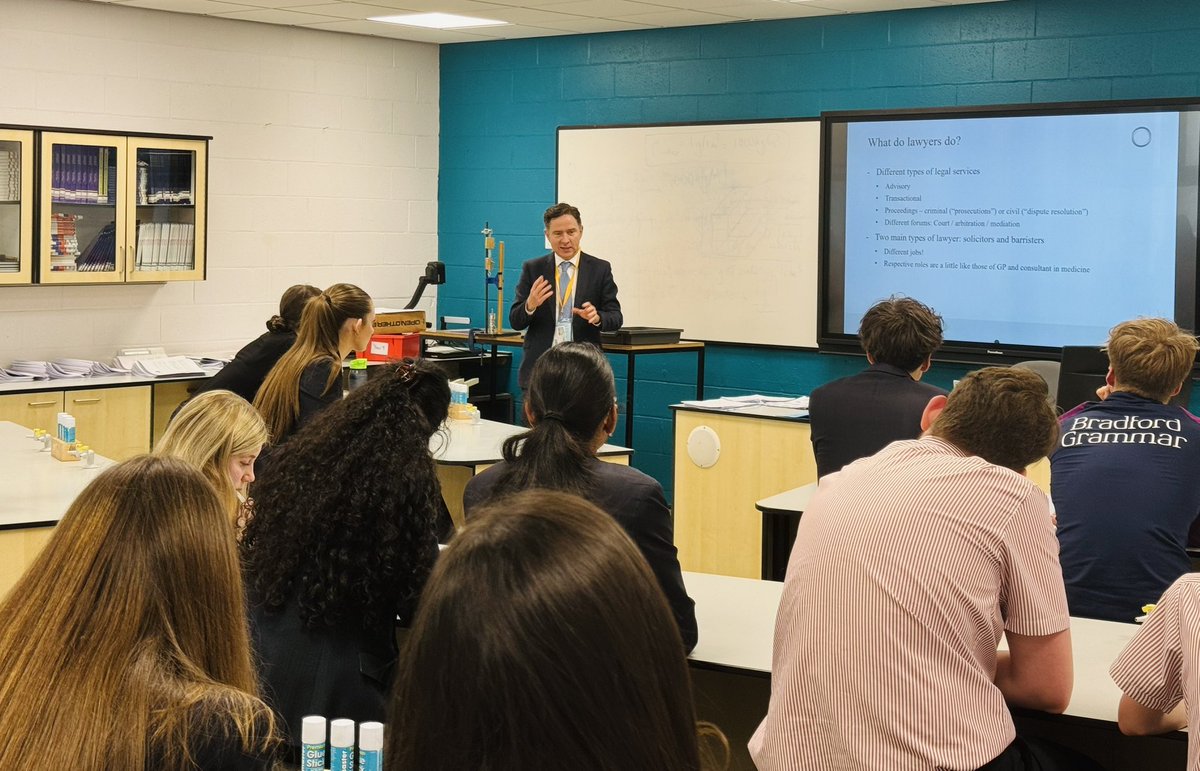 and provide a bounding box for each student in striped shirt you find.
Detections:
[1110,573,1200,769]
[751,367,1101,771]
